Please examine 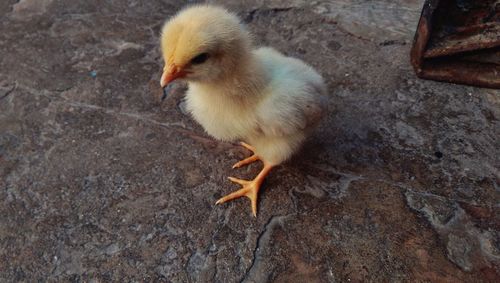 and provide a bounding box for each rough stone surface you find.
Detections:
[1,0,499,282]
